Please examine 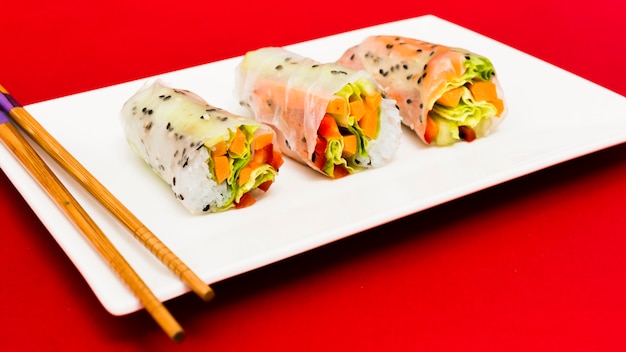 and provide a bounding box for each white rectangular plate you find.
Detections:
[2,15,626,316]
